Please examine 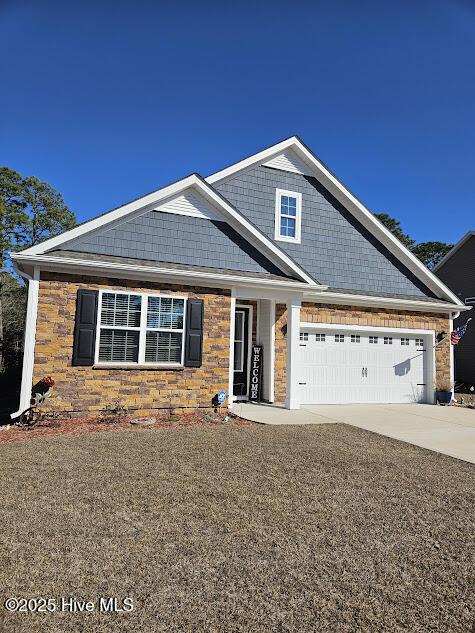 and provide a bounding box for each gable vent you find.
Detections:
[154,190,222,221]
[263,149,314,177]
